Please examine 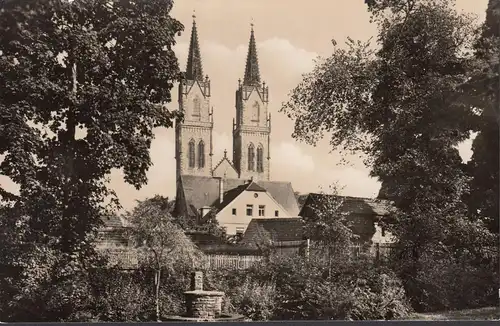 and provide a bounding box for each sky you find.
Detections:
[0,0,490,210]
